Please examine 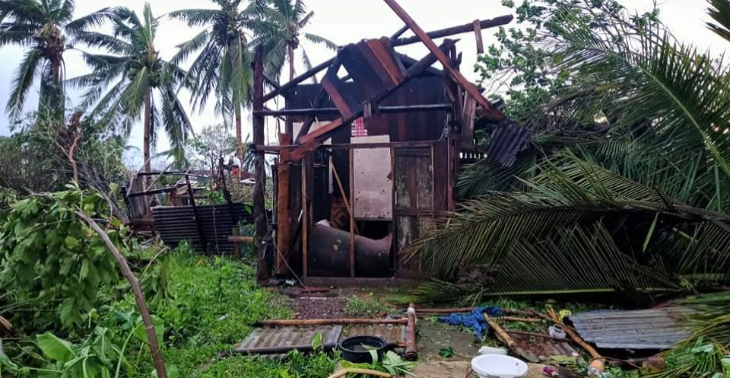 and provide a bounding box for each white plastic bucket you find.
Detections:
[471,355,528,378]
